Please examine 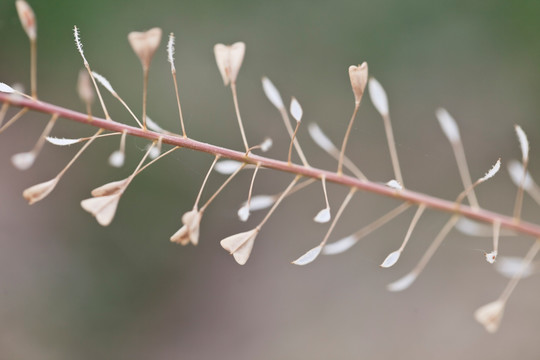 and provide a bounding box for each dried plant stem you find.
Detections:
[0,102,9,126]
[171,70,186,137]
[135,146,179,175]
[513,159,528,221]
[288,121,301,165]
[246,162,261,206]
[492,219,501,254]
[319,188,356,247]
[3,93,540,239]
[0,107,29,134]
[142,68,149,130]
[31,113,58,154]
[194,155,220,207]
[382,113,403,185]
[354,202,412,239]
[398,204,426,252]
[56,129,103,180]
[30,39,37,99]
[451,141,479,209]
[85,64,111,120]
[257,175,300,229]
[499,239,540,303]
[409,215,459,278]
[279,108,310,167]
[337,103,359,175]
[200,163,246,212]
[230,82,249,152]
